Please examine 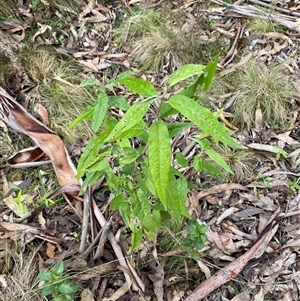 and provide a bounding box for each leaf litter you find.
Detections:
[1,0,300,300]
